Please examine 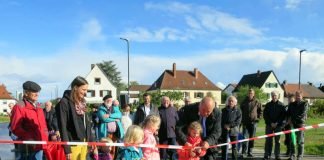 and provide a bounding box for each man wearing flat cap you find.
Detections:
[10,81,49,160]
